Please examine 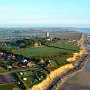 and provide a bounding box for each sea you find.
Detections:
[75,28,90,34]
